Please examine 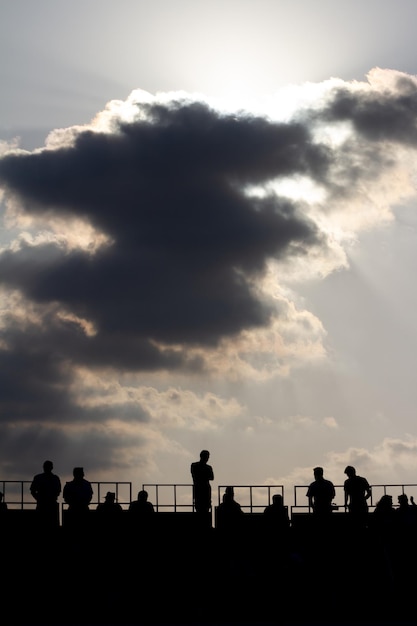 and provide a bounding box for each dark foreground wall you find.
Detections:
[2,510,417,625]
